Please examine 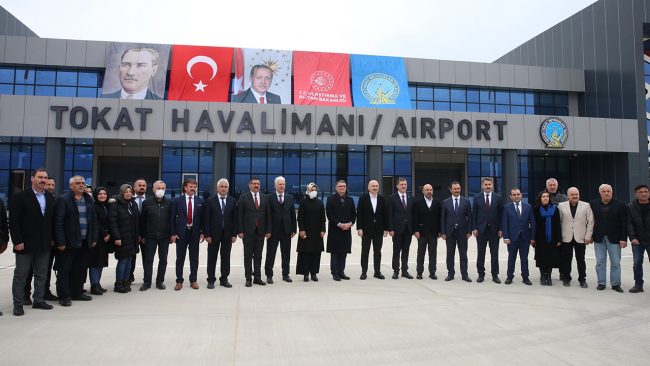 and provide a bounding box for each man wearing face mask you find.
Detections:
[139,181,172,291]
